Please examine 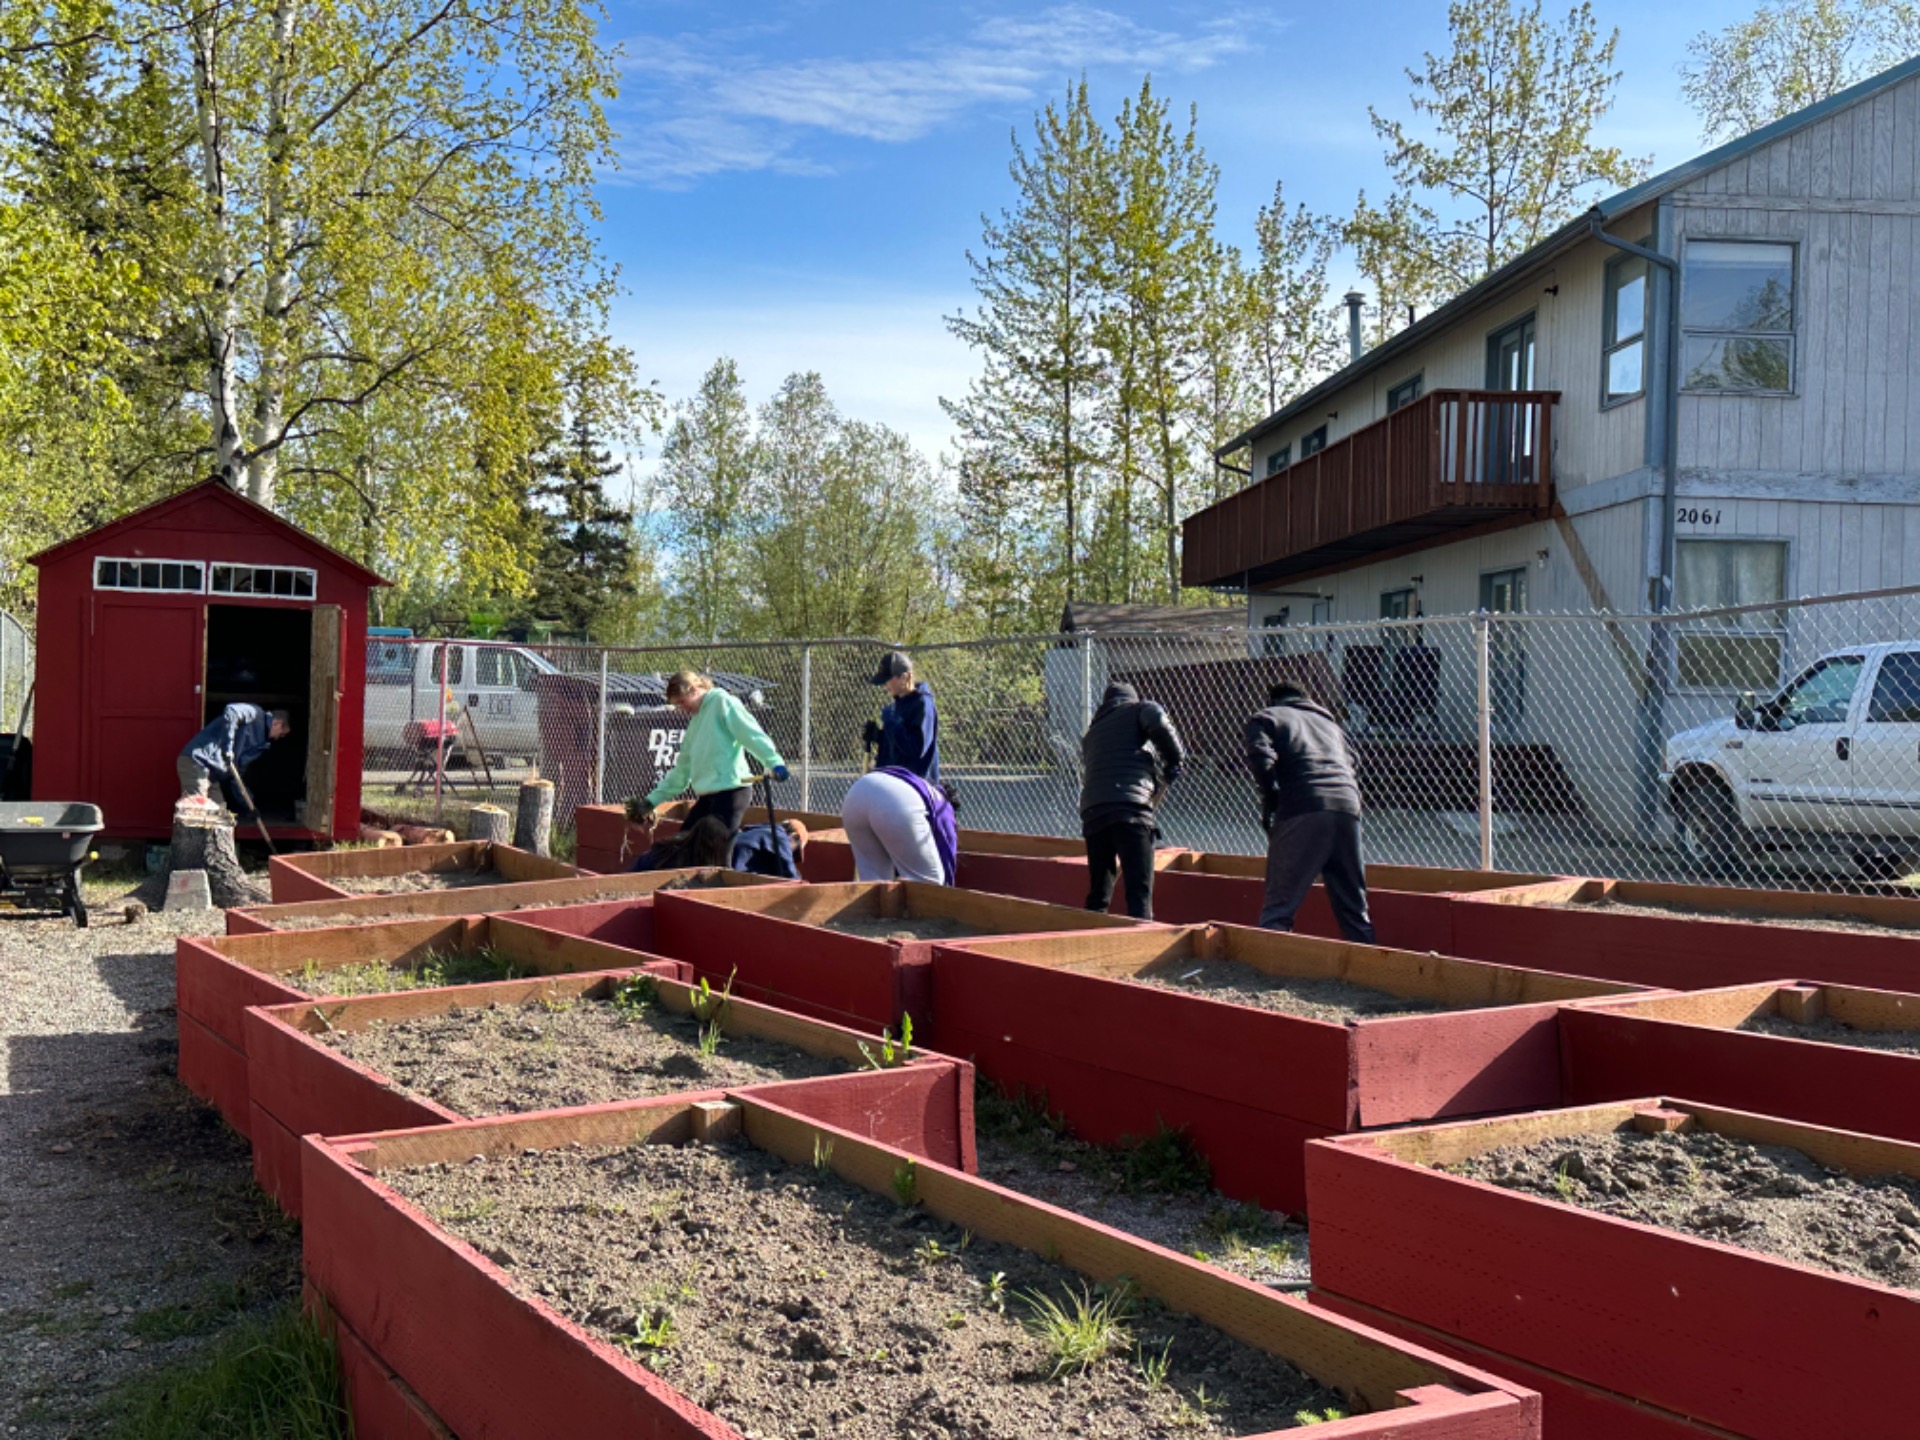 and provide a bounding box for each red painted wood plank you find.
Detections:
[1352,1004,1564,1128]
[1559,1006,1920,1144]
[331,1311,458,1440]
[1306,1131,1920,1439]
[175,935,306,1051]
[269,853,353,904]
[1310,1292,1735,1440]
[178,1011,252,1135]
[505,895,660,951]
[930,942,1357,1127]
